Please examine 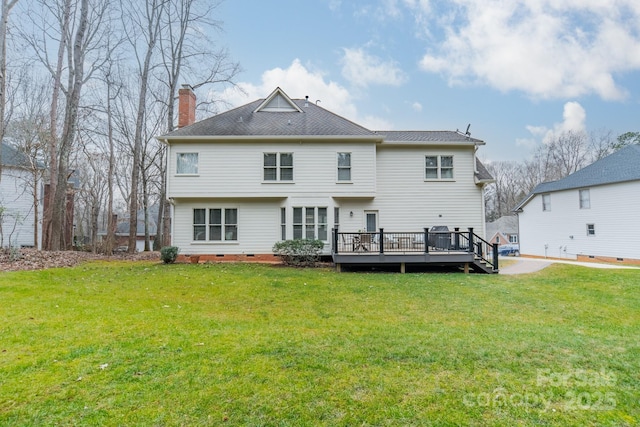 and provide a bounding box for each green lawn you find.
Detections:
[1,261,638,426]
